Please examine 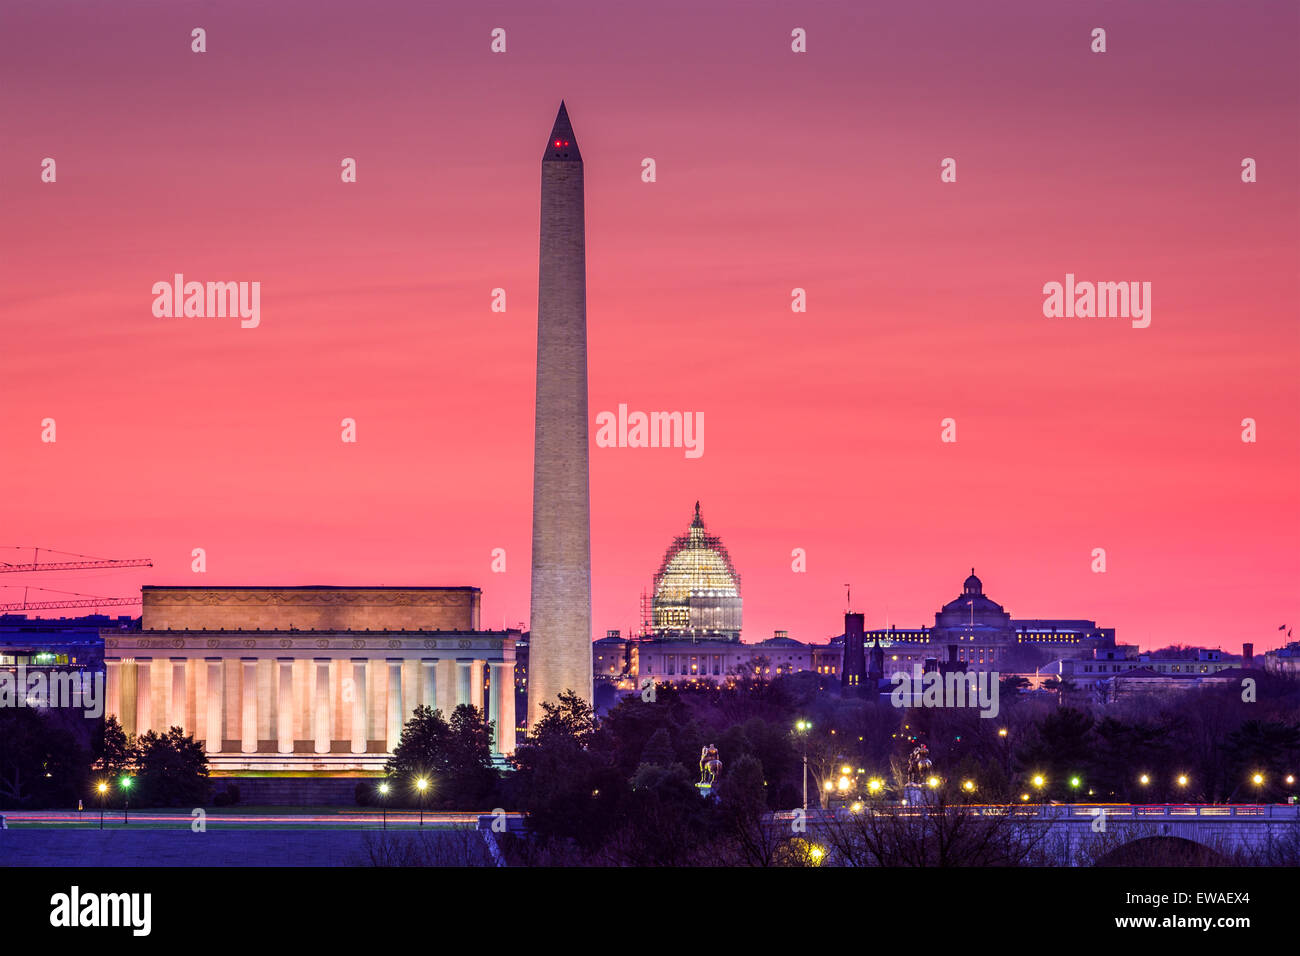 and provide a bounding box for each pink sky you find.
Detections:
[1,1,1297,651]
